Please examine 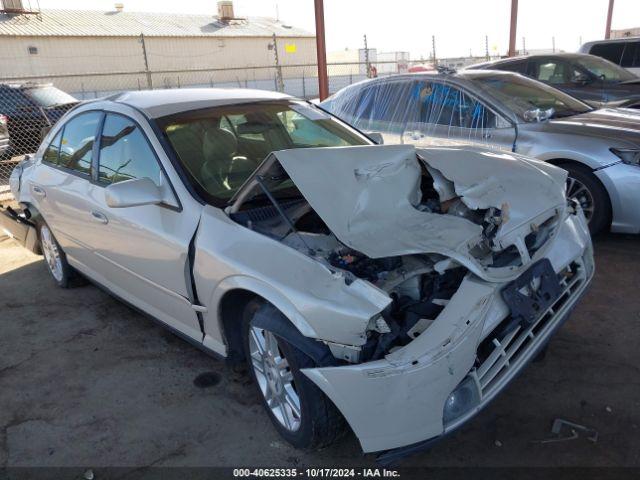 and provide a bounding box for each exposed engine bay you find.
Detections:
[227,144,567,363]
[228,157,501,362]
